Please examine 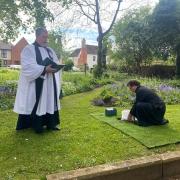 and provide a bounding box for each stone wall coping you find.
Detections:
[161,151,180,162]
[46,151,180,180]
